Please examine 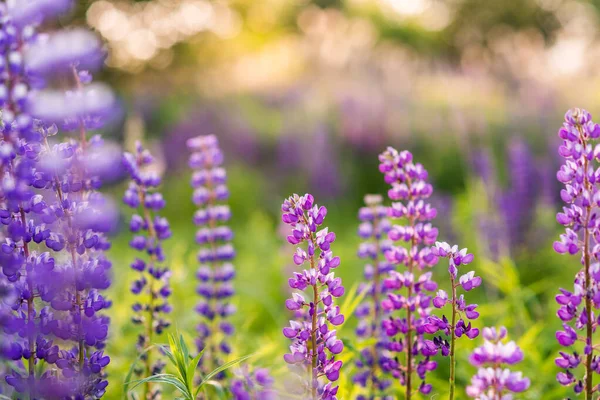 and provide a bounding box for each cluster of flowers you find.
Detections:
[123,142,172,398]
[281,193,344,400]
[187,134,236,375]
[466,327,530,398]
[553,108,600,398]
[376,147,440,396]
[0,0,117,397]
